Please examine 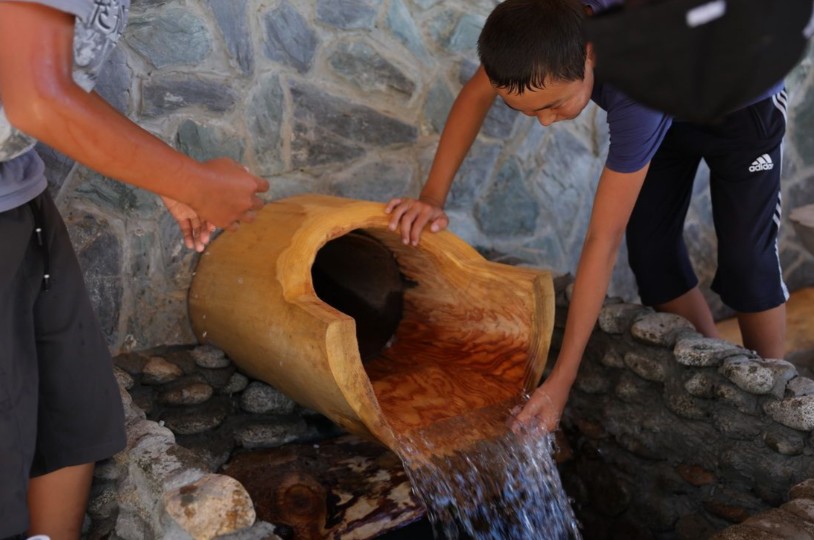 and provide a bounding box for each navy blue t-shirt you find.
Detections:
[590,83,673,173]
